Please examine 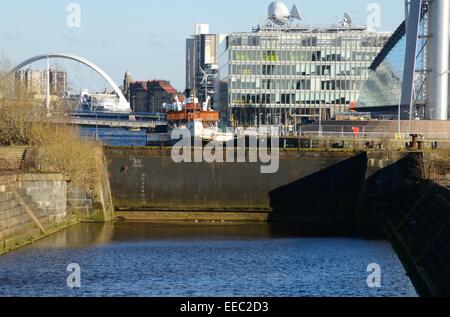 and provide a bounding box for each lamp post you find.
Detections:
[397,81,402,137]
[152,96,155,114]
[318,102,322,137]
